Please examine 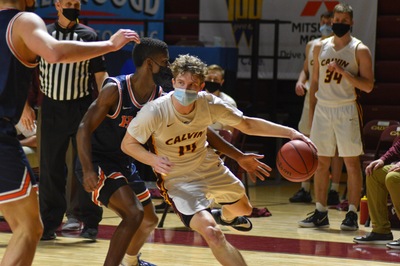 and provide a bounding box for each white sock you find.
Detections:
[301,181,311,192]
[121,254,138,266]
[316,202,327,212]
[330,182,339,192]
[348,204,357,213]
